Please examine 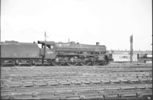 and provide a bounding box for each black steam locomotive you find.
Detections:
[0,41,113,66]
